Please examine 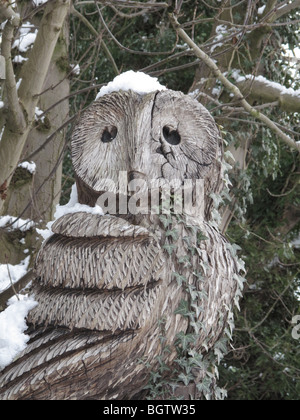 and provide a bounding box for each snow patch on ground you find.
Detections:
[0,295,37,371]
[291,235,300,249]
[96,70,166,99]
